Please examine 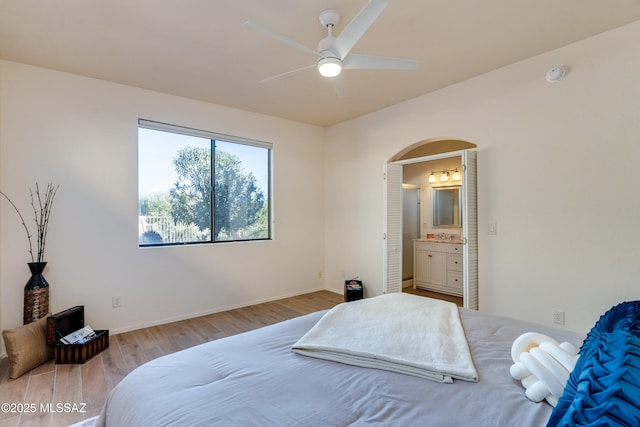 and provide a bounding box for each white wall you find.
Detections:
[0,61,327,352]
[1,20,638,352]
[324,21,640,333]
